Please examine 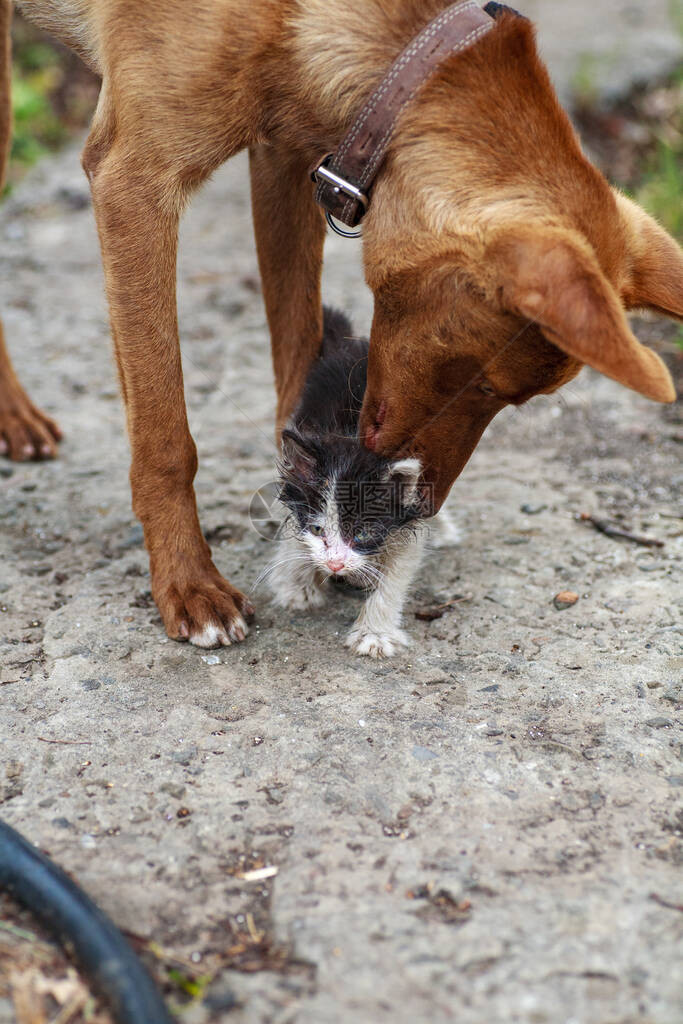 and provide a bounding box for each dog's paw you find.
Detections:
[0,387,62,461]
[345,626,410,659]
[155,567,255,649]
